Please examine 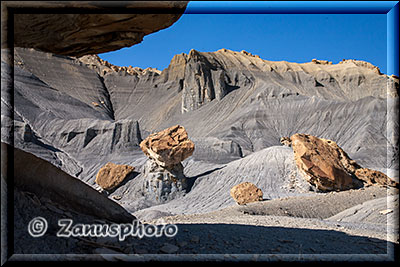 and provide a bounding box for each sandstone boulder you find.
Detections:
[355,168,399,188]
[290,133,398,191]
[230,182,263,205]
[140,125,195,167]
[280,137,292,147]
[290,133,359,191]
[95,162,135,191]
